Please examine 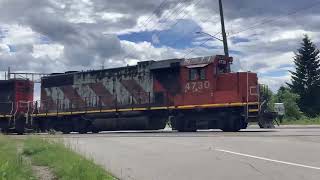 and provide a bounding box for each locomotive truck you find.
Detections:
[0,55,274,134]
